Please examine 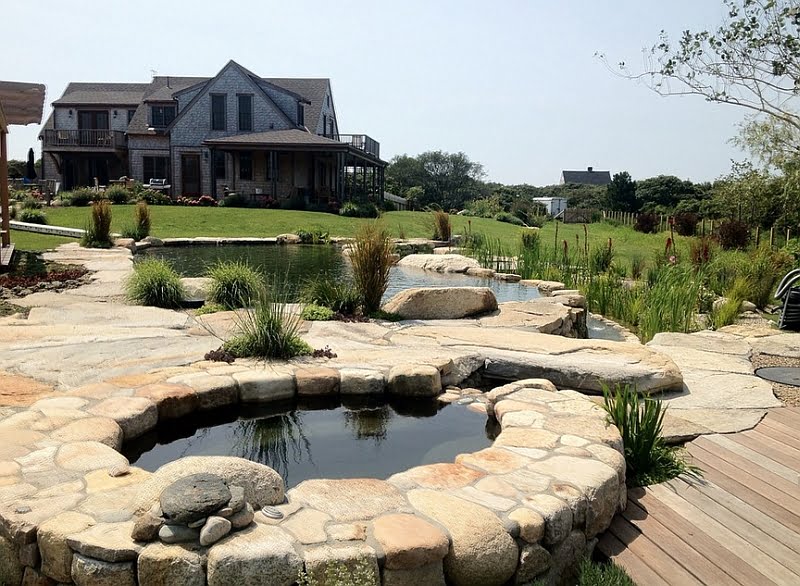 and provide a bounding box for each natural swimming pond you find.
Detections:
[141,244,541,304]
[125,397,497,487]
